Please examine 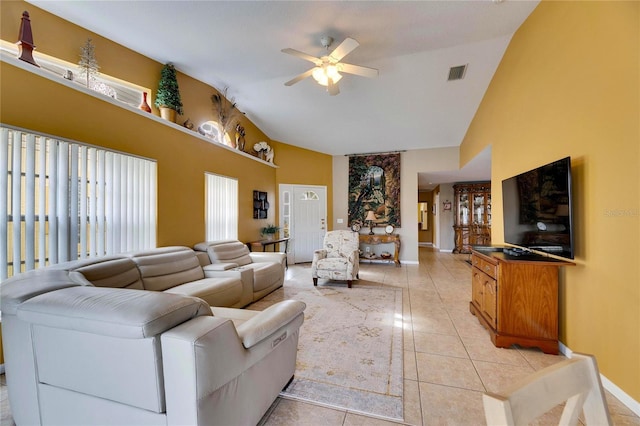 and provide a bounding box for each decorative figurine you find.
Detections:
[17,11,39,67]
